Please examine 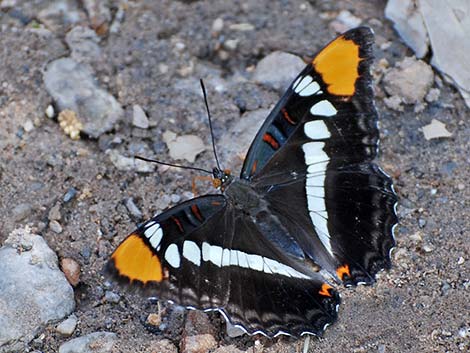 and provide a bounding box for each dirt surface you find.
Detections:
[0,0,468,352]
